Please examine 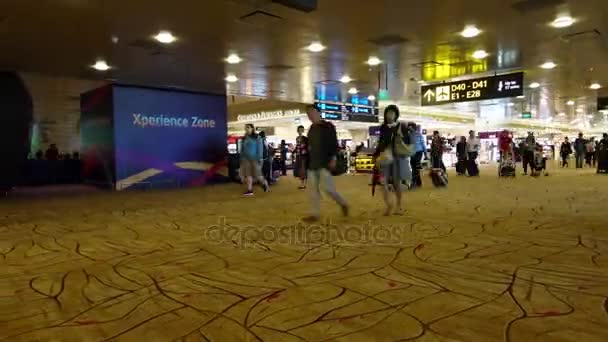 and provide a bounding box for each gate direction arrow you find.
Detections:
[424,89,435,102]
